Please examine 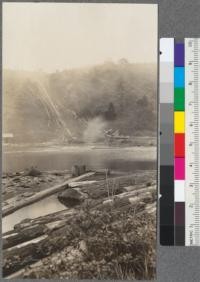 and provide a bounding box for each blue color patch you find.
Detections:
[174,67,185,88]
